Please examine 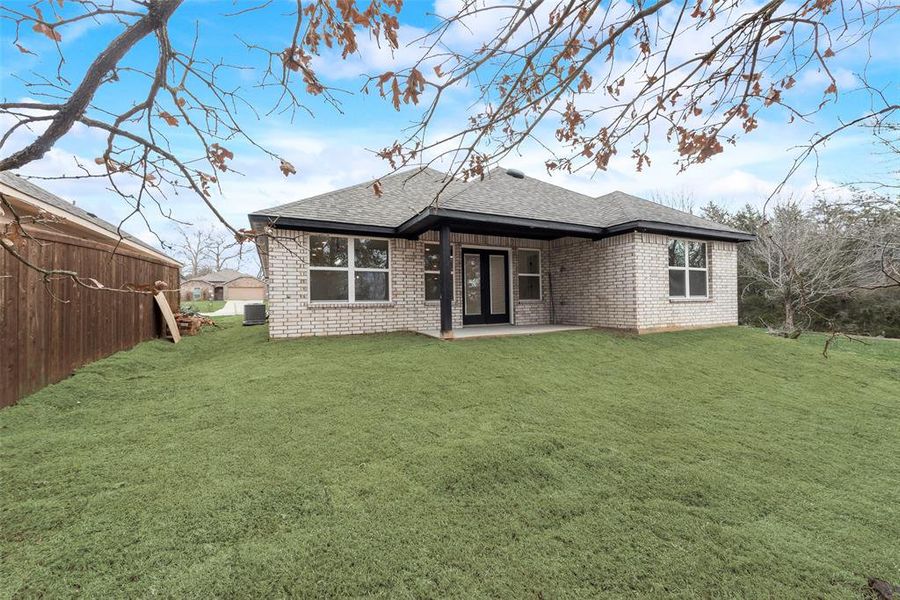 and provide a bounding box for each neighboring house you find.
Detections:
[181,269,266,302]
[0,172,181,407]
[248,167,754,339]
